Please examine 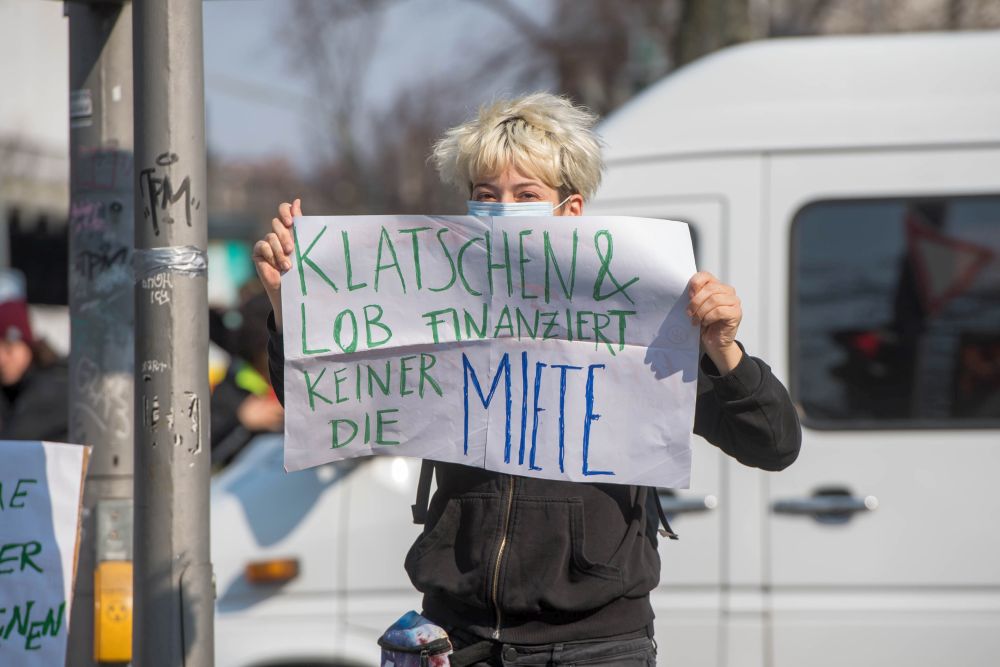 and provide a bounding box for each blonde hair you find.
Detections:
[431,92,604,201]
